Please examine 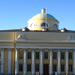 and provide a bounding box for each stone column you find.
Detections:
[66,50,69,75]
[73,50,75,75]
[32,49,35,75]
[1,48,4,75]
[8,48,11,75]
[15,49,18,75]
[58,50,61,75]
[40,49,43,75]
[49,49,53,75]
[24,49,27,75]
